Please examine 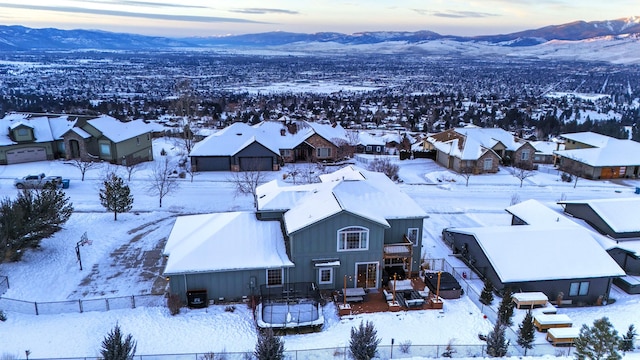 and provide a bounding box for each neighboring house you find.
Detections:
[63,115,154,165]
[530,140,563,164]
[355,131,386,155]
[554,132,640,179]
[190,122,281,171]
[442,224,625,305]
[427,127,535,174]
[0,113,77,164]
[443,199,625,305]
[558,198,640,293]
[163,165,428,303]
